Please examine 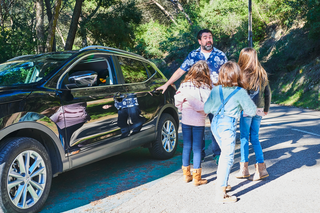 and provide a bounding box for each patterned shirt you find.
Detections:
[114,94,139,110]
[180,47,228,84]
